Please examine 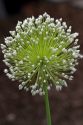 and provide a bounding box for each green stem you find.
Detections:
[44,84,52,125]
